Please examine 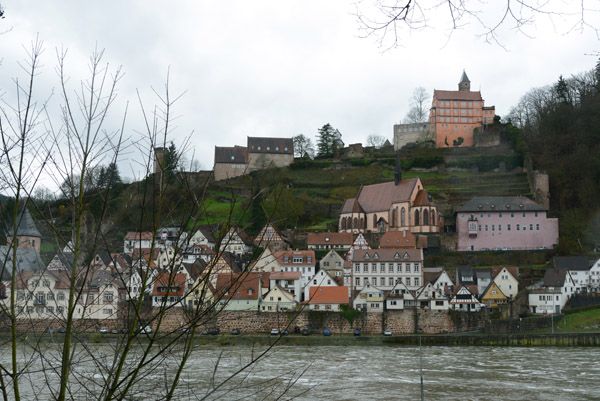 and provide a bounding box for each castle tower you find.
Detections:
[458,70,471,91]
[6,208,42,253]
[154,147,166,174]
